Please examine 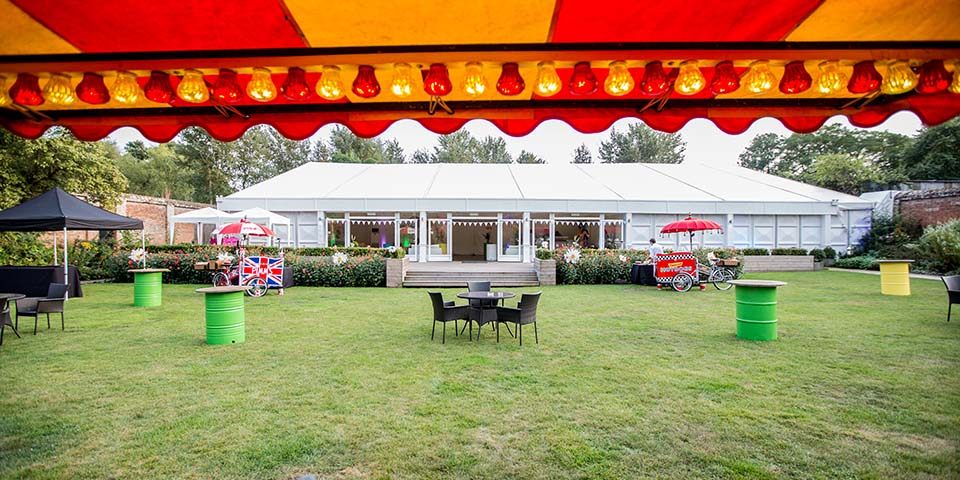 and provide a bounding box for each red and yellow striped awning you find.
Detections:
[1,0,959,141]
